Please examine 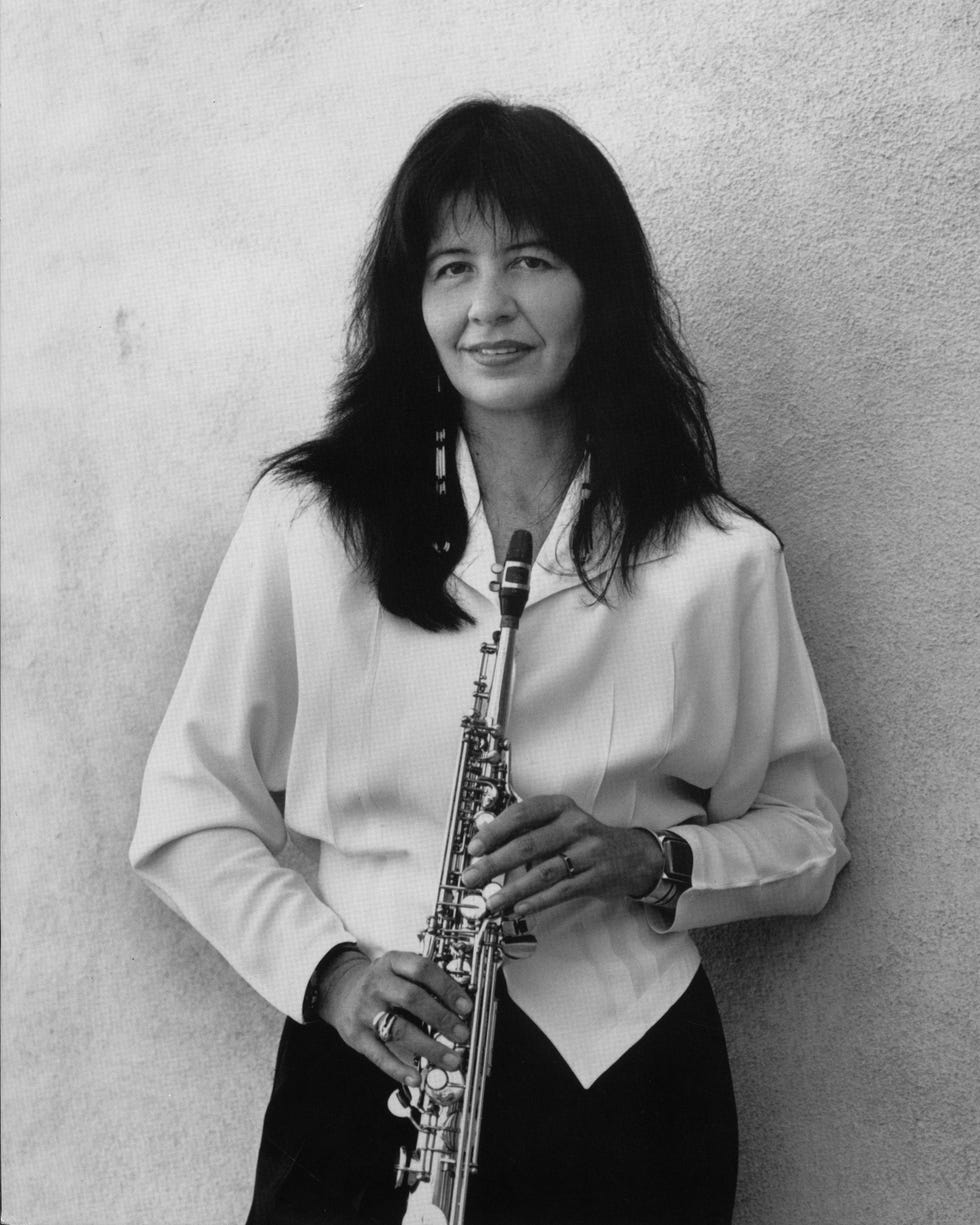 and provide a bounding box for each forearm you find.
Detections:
[644,796,848,933]
[133,825,357,1020]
